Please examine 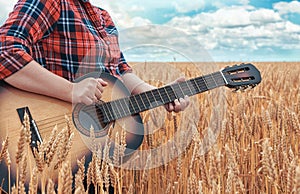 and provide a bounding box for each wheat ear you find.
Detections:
[75,157,86,193]
[29,167,38,194]
[0,136,11,194]
[58,161,72,194]
[46,179,56,194]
